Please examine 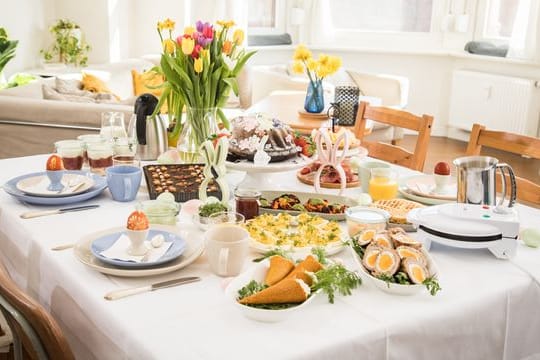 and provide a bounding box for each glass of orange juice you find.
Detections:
[369,168,398,201]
